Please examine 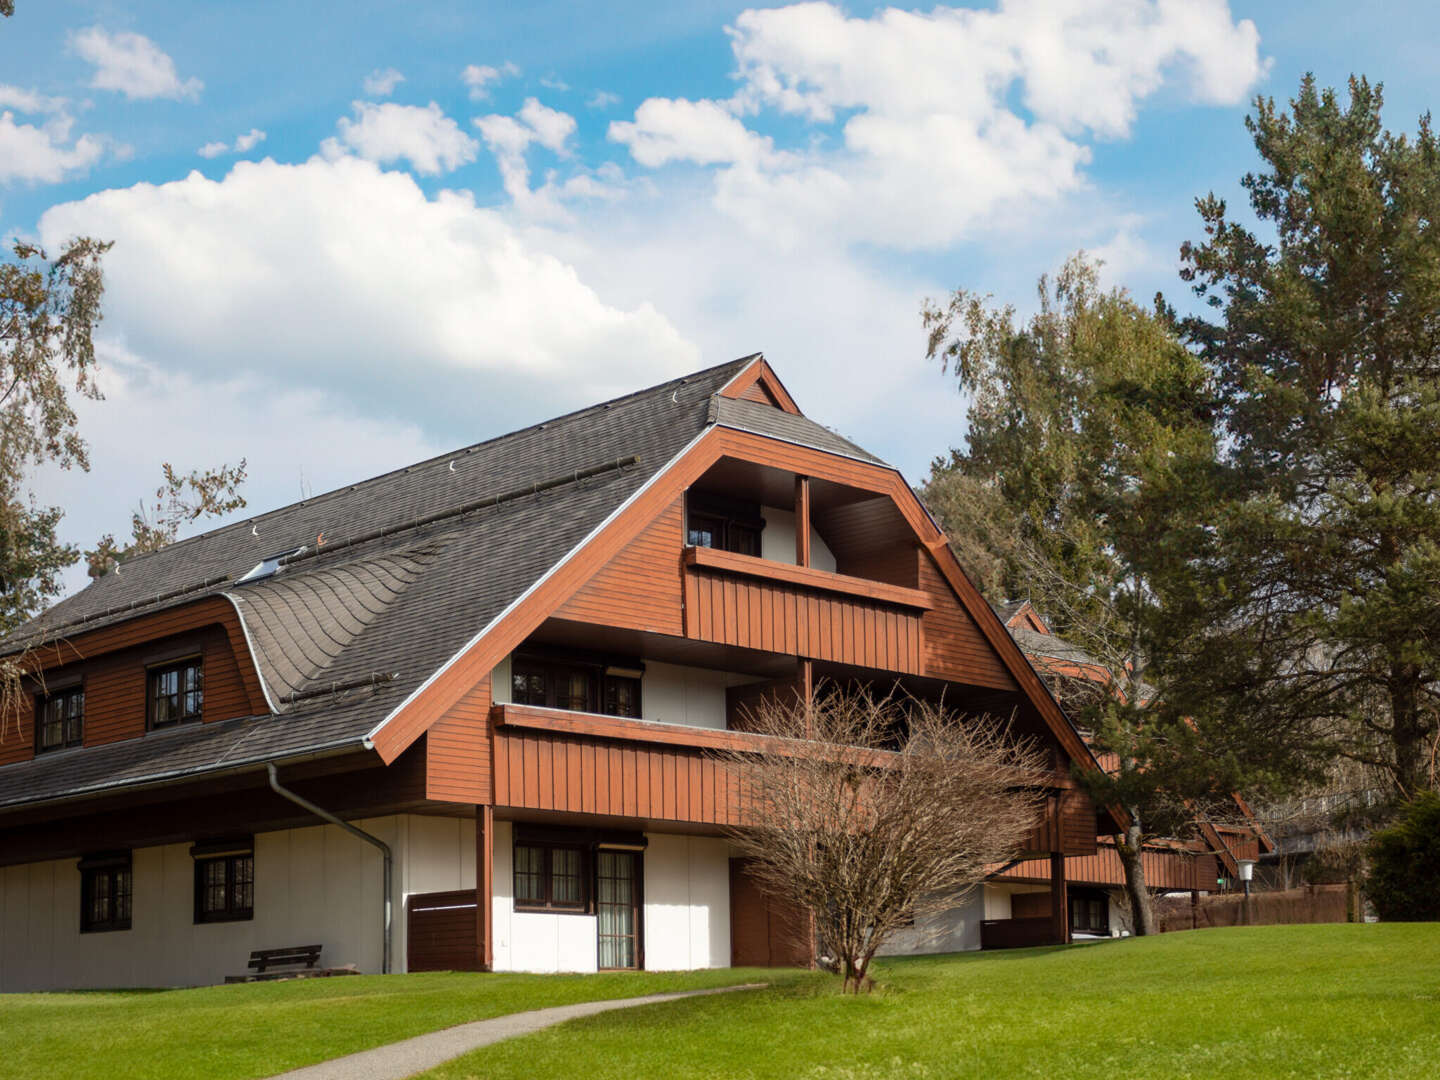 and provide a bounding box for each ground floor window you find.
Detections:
[79,854,132,933]
[194,851,255,923]
[514,840,588,912]
[1068,891,1109,935]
